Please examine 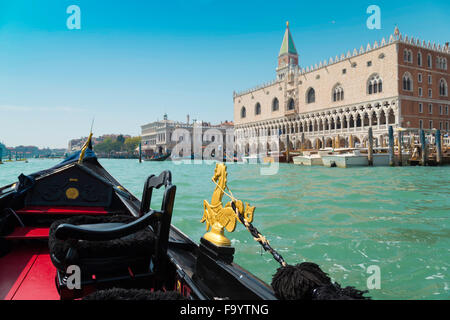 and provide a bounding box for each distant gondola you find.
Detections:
[144,153,170,161]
